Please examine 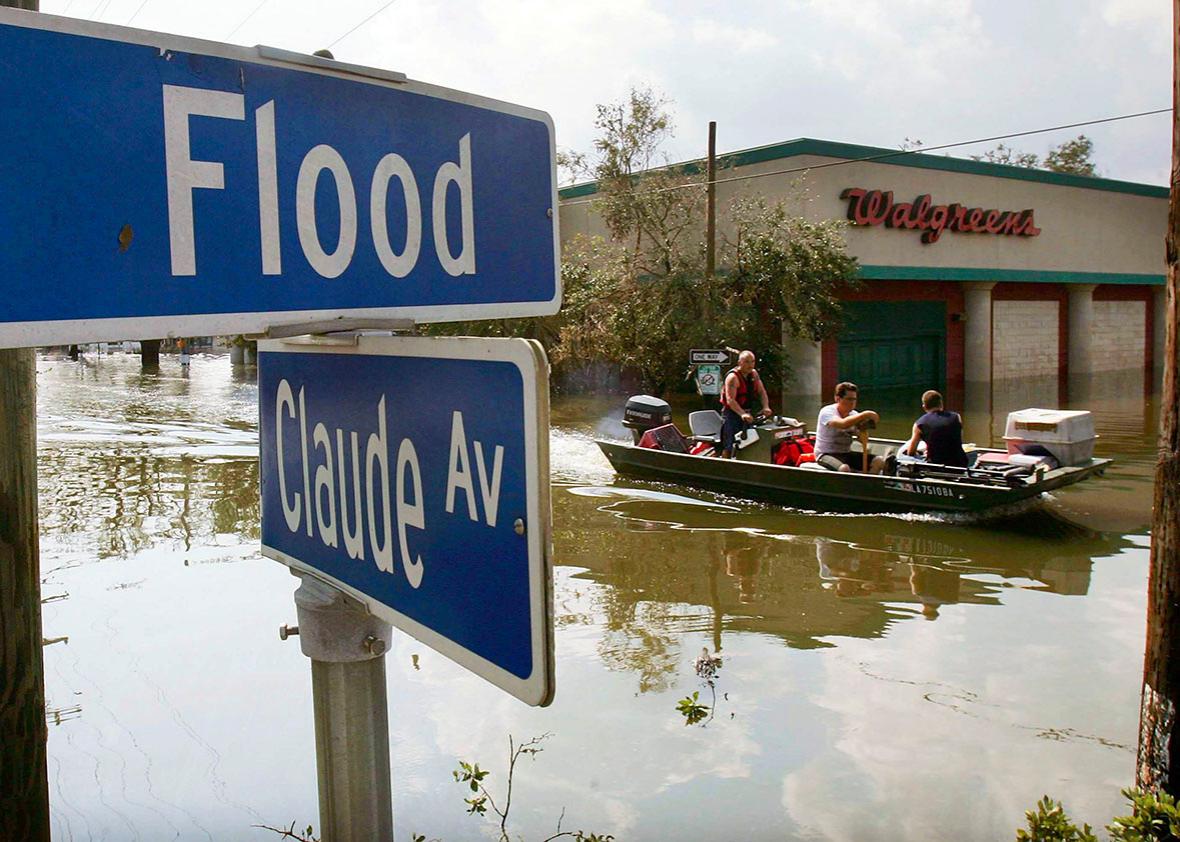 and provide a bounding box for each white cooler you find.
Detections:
[1003,408,1097,467]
